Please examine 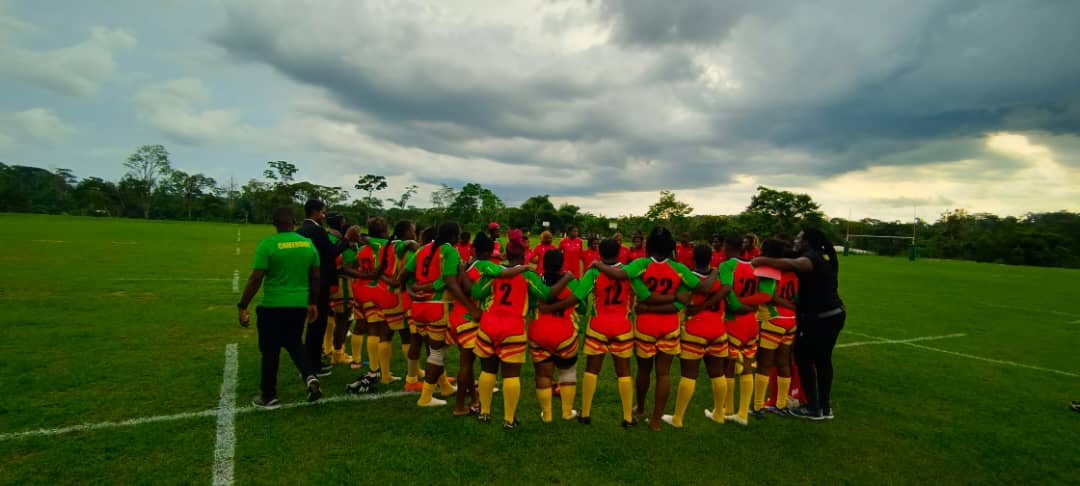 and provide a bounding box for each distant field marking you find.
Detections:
[31,239,66,243]
[108,278,228,282]
[0,391,413,442]
[231,270,240,293]
[111,241,138,245]
[845,331,1079,378]
[837,333,965,348]
[212,344,238,486]
[980,302,1080,318]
